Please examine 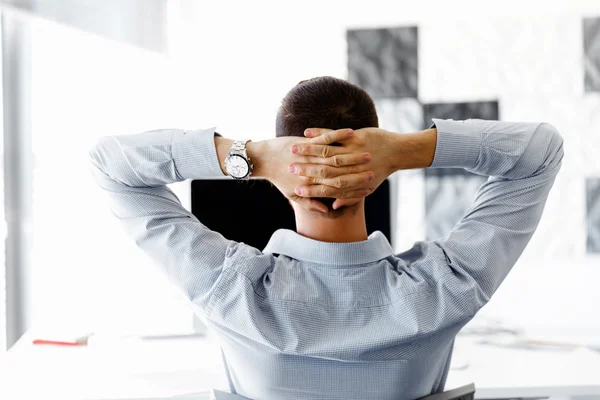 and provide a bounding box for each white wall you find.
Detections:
[26,0,600,336]
[30,20,196,334]
[481,258,600,336]
[170,0,600,332]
